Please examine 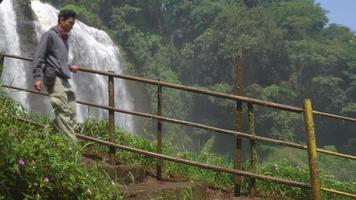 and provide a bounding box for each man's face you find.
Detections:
[59,17,75,33]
